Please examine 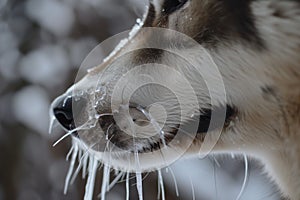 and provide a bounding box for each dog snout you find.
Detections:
[53,95,86,130]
